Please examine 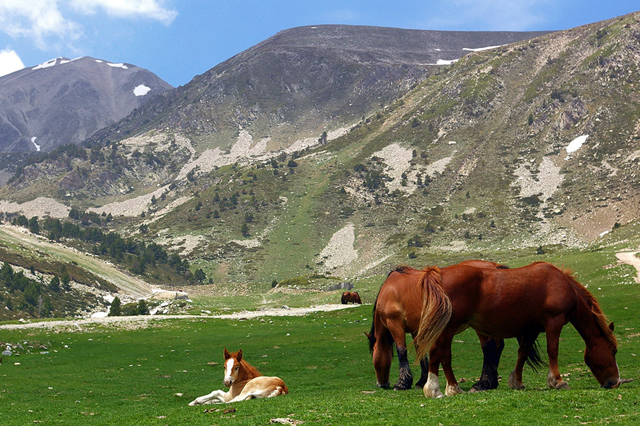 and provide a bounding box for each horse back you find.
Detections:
[447,262,578,338]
